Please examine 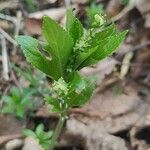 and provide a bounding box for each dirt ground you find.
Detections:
[0,0,150,150]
